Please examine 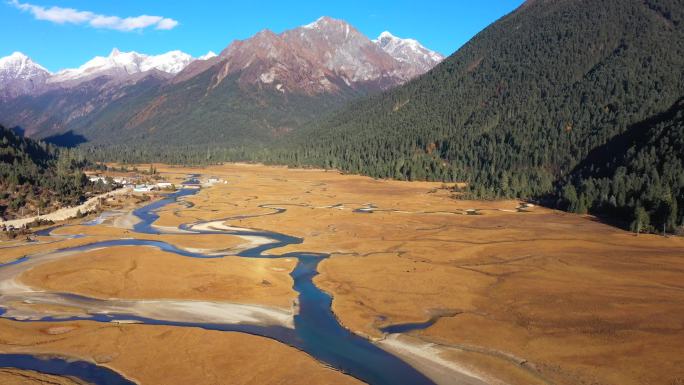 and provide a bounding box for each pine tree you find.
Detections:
[631,206,650,235]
